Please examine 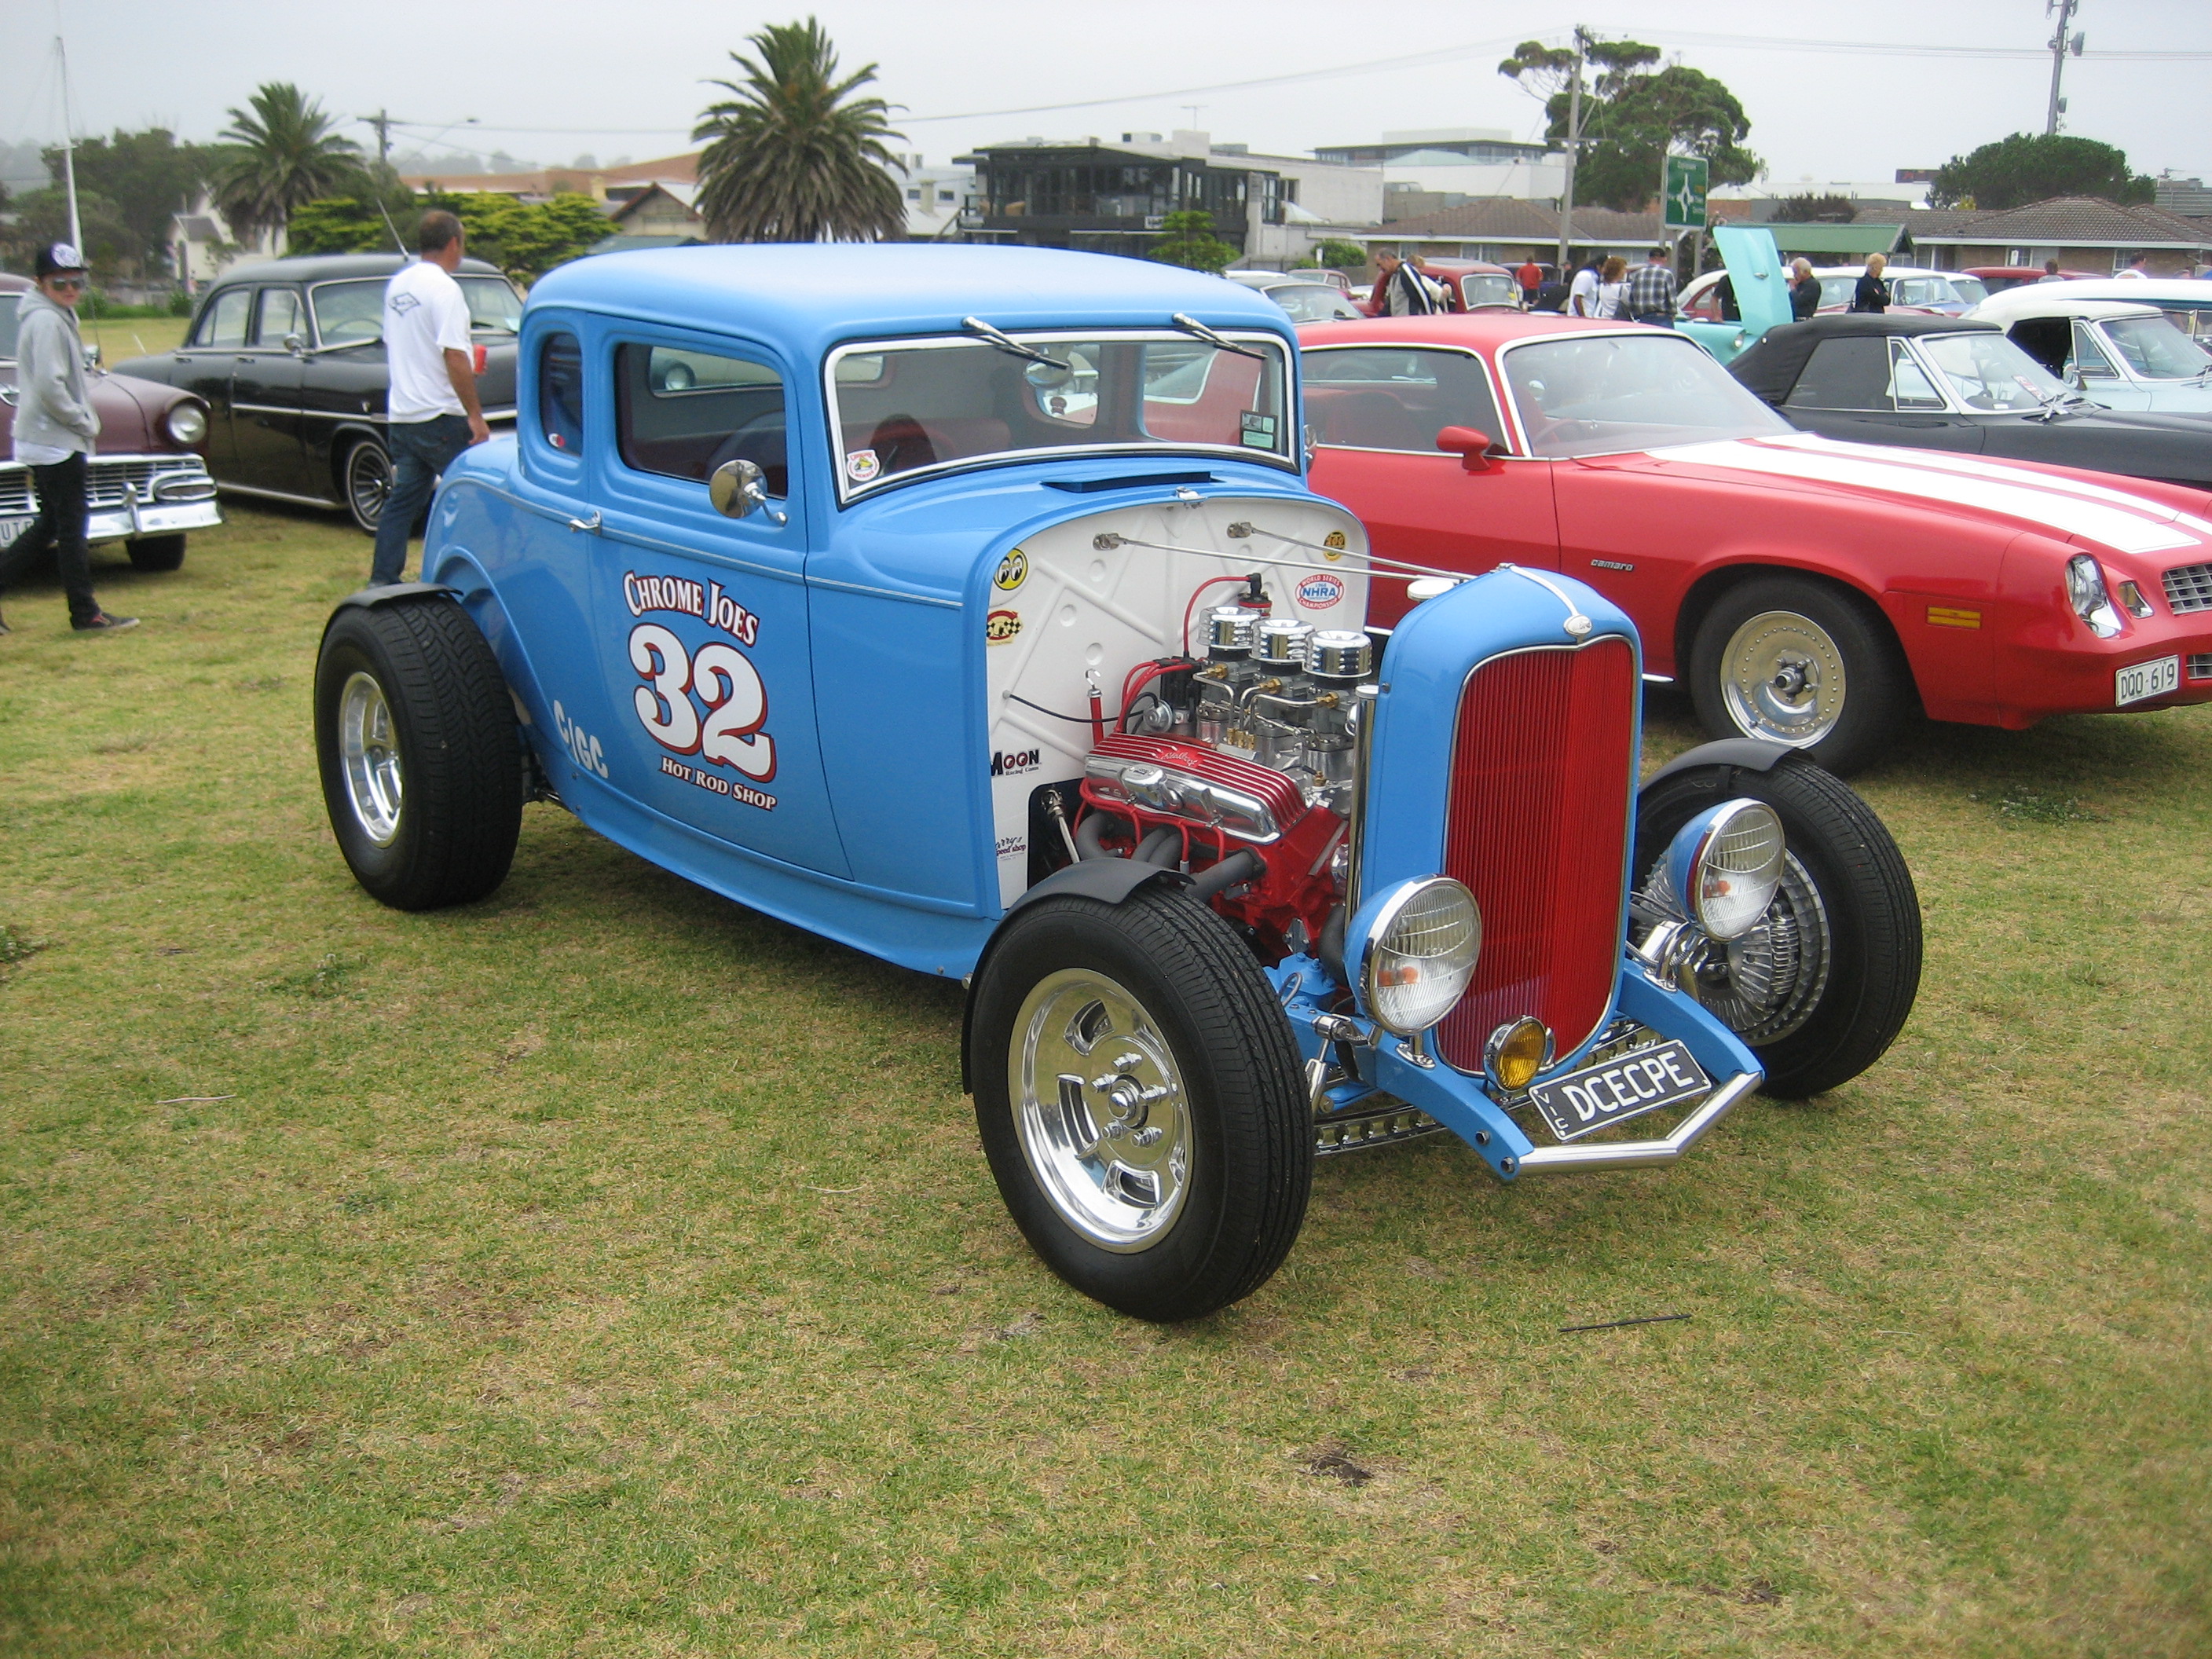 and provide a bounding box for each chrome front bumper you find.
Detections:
[0,456,222,548]
[1513,1070,1762,1173]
